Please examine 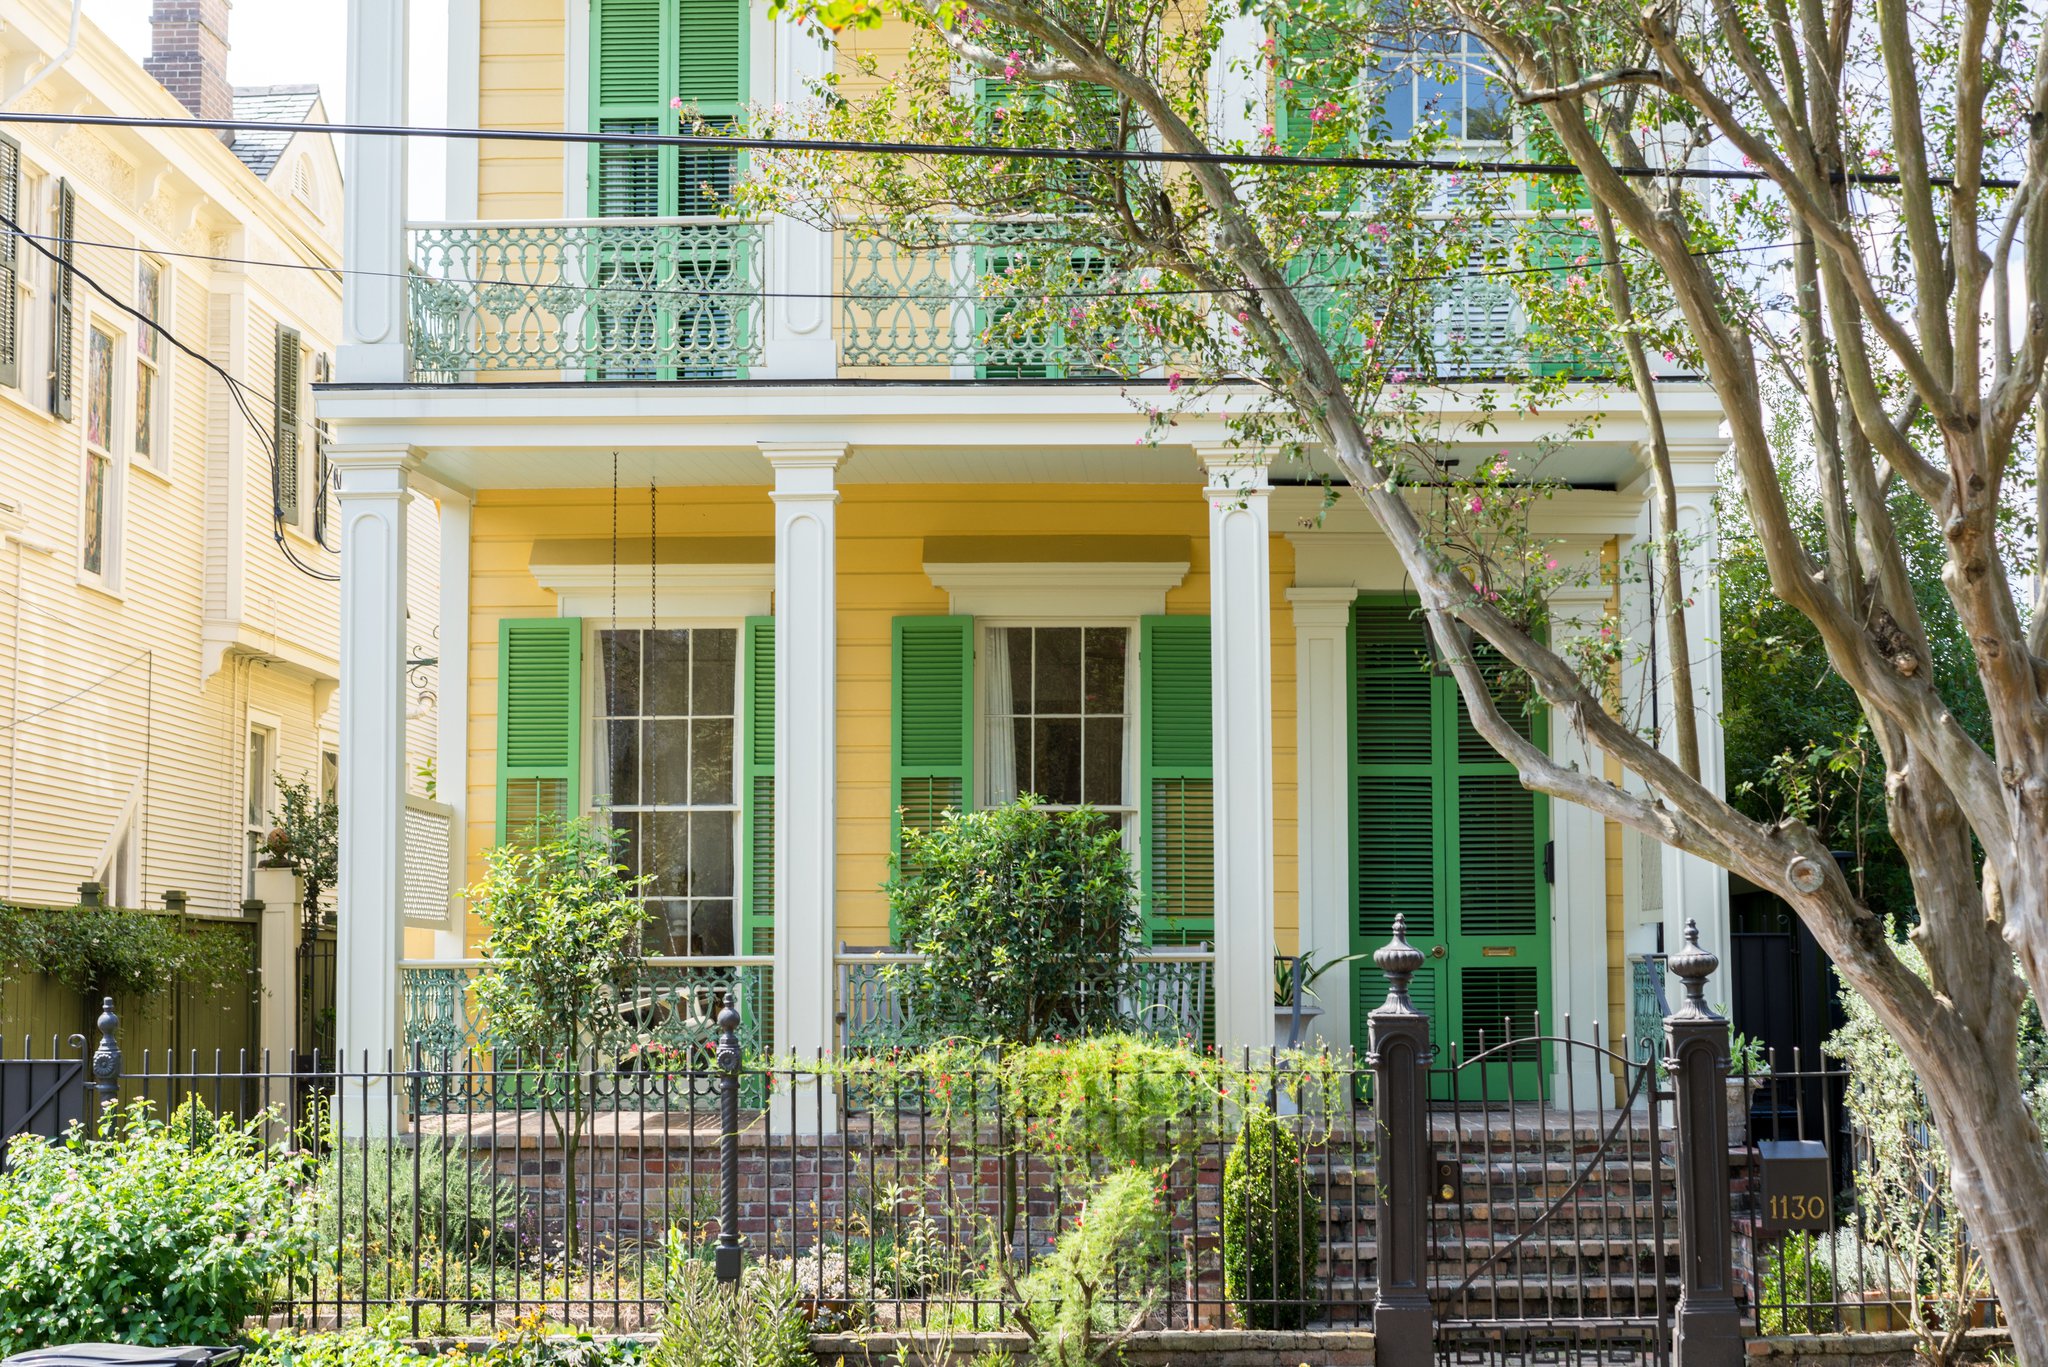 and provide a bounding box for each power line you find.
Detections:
[0,108,2021,191]
[14,220,1797,304]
